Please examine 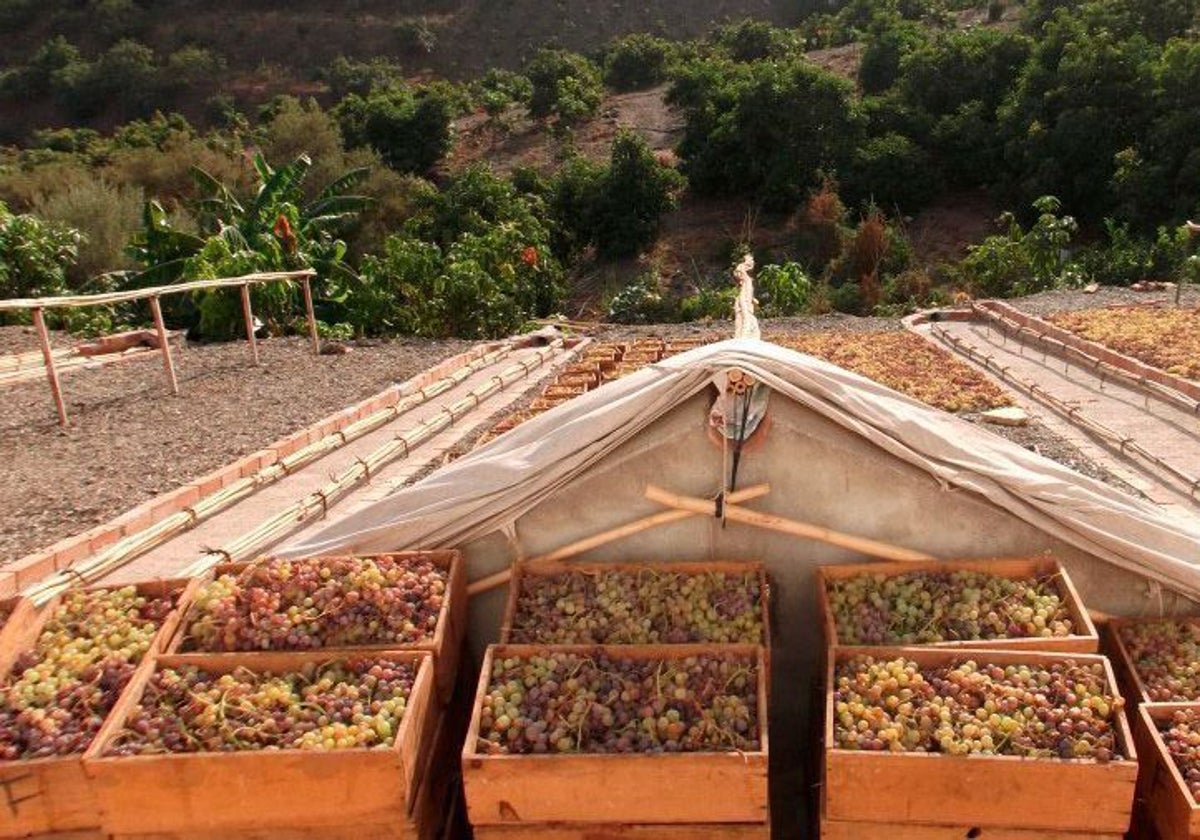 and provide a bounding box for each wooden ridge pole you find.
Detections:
[240,284,259,365]
[33,307,68,426]
[301,277,320,356]
[148,296,179,396]
[466,484,772,597]
[644,484,935,563]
